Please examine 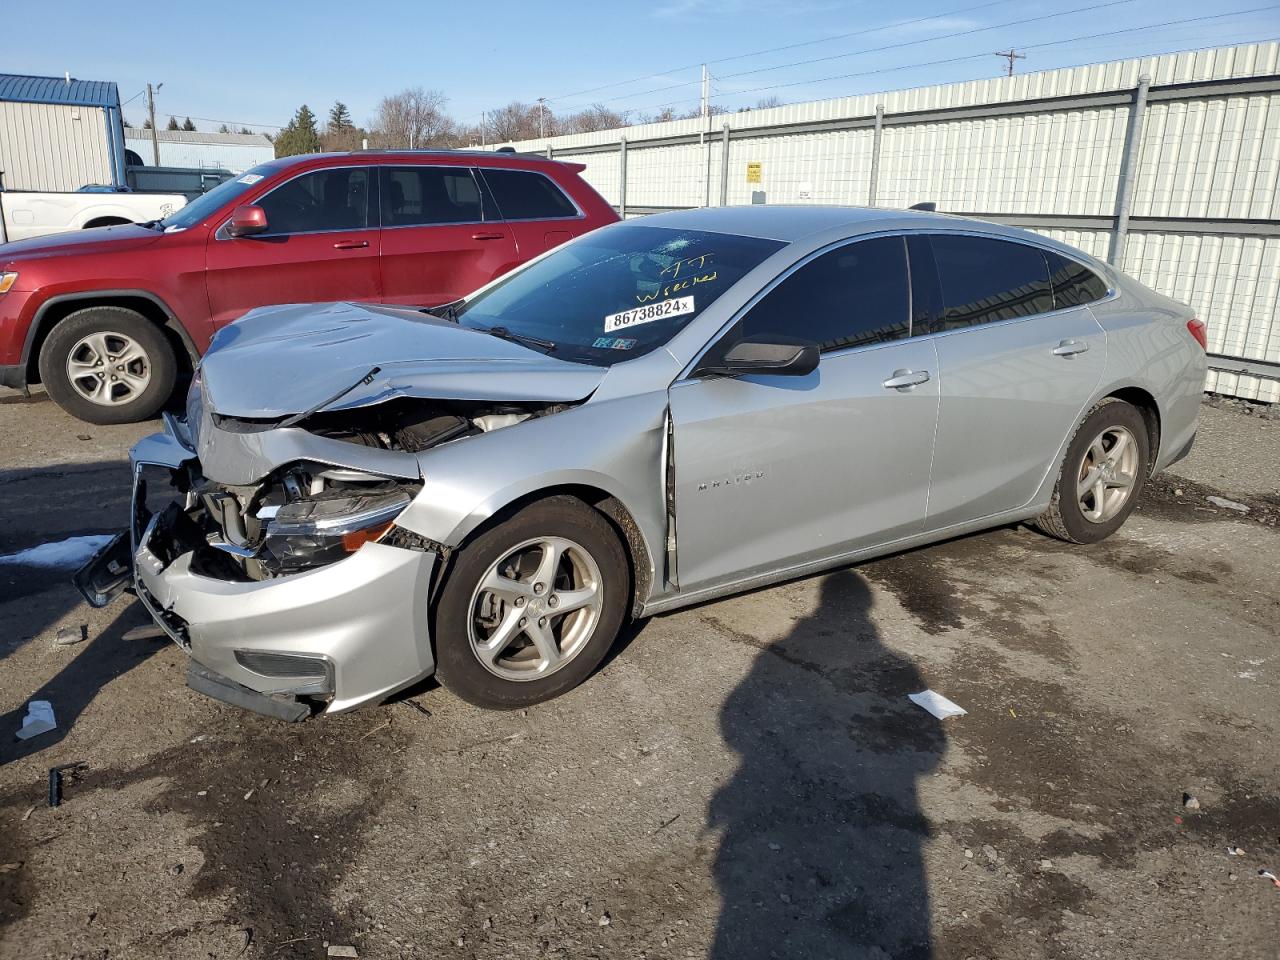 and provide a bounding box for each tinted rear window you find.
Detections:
[1047,252,1110,307]
[381,166,488,226]
[930,235,1053,330]
[480,168,579,220]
